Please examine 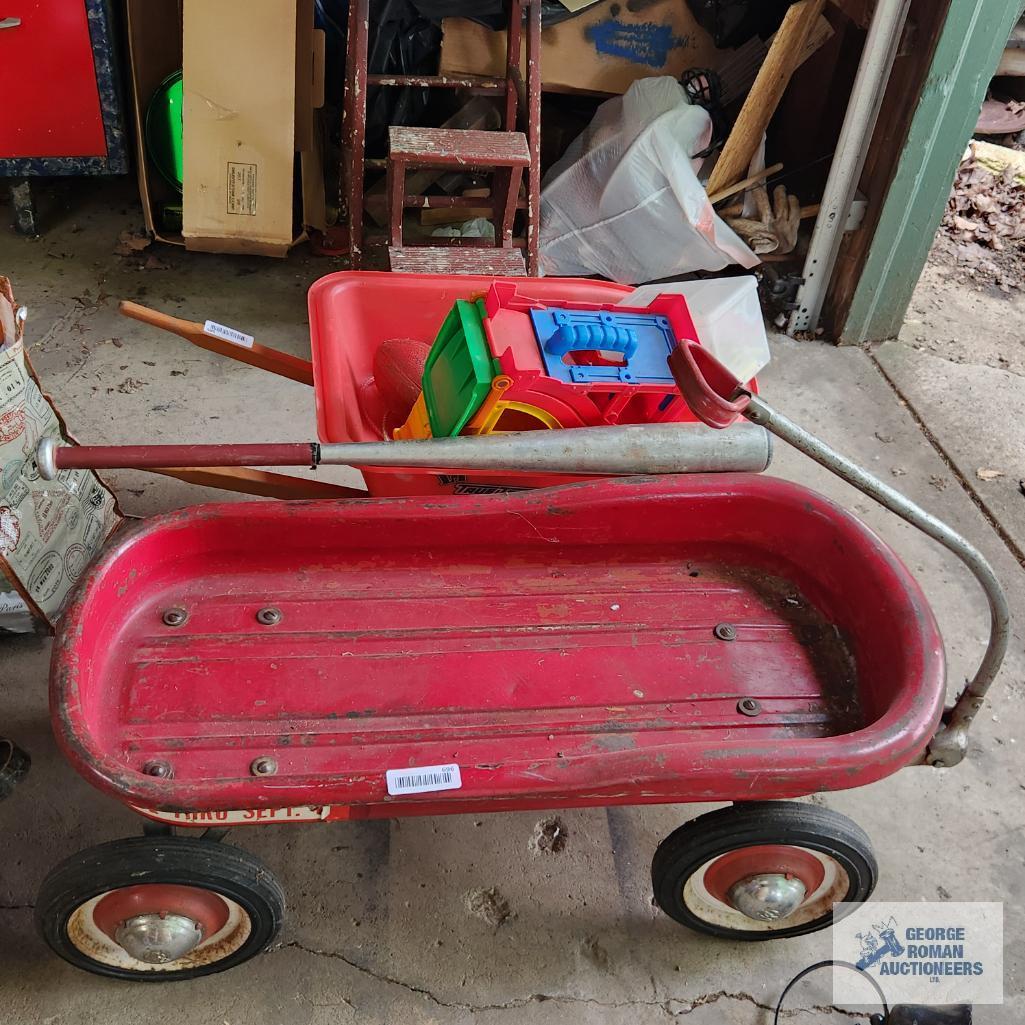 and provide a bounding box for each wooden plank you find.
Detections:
[388,127,530,167]
[969,139,1025,184]
[709,162,784,205]
[388,246,526,276]
[119,301,314,386]
[152,467,366,500]
[707,0,828,196]
[421,189,495,225]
